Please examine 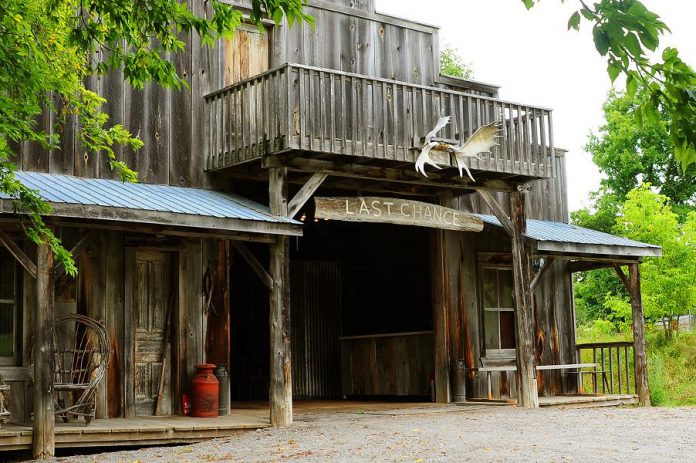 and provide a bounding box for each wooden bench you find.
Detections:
[467,361,610,400]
